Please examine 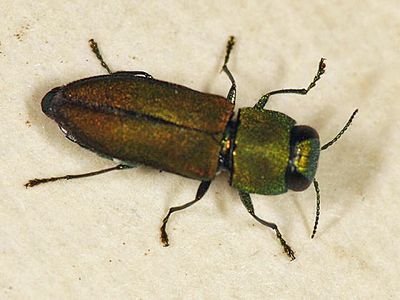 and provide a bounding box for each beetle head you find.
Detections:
[286,125,320,191]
